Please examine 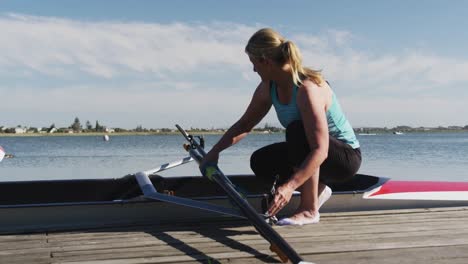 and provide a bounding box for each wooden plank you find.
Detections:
[191,245,468,264]
[49,226,468,259]
[46,206,468,239]
[46,211,468,246]
[46,219,468,252]
[52,250,282,264]
[2,207,468,264]
[304,245,468,264]
[49,223,468,263]
[51,226,468,255]
[0,233,45,242]
[47,207,468,258]
[50,234,468,264]
[0,254,51,264]
[43,219,463,253]
[46,207,468,244]
[0,241,49,251]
